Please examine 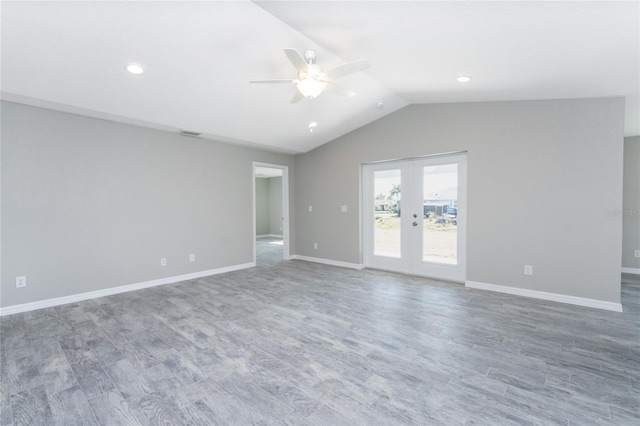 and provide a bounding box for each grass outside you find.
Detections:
[374,212,457,260]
